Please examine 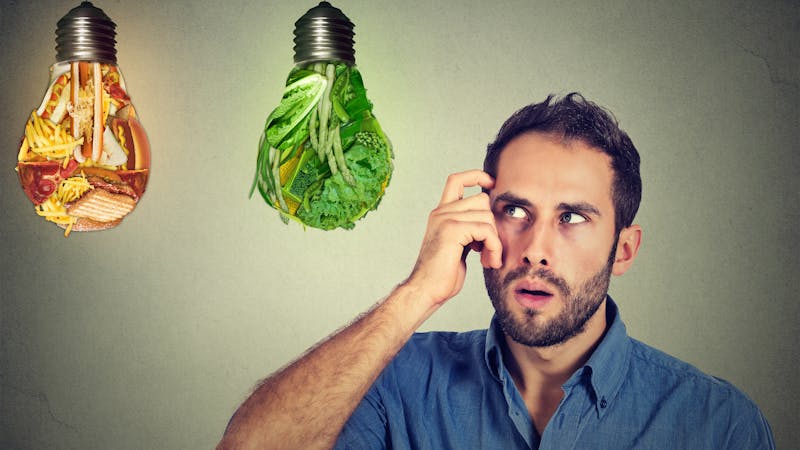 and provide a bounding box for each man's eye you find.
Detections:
[503,205,528,219]
[560,212,587,224]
